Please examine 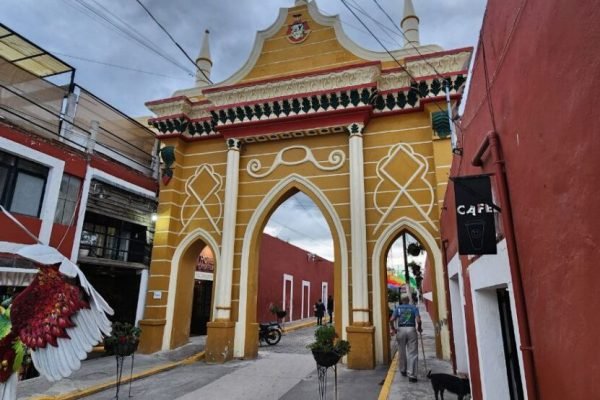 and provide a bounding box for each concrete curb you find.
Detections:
[377,352,399,400]
[29,351,205,400]
[281,319,316,333]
